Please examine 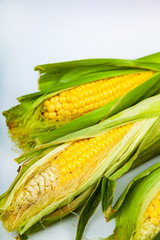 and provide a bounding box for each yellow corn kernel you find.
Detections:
[43,112,49,118]
[43,100,50,107]
[59,96,66,103]
[47,104,55,112]
[72,109,78,115]
[65,110,71,117]
[151,218,159,226]
[54,102,62,111]
[149,211,158,219]
[68,163,76,171]
[60,166,70,174]
[48,112,57,119]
